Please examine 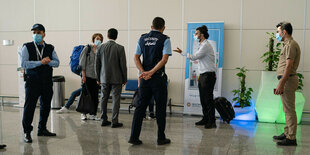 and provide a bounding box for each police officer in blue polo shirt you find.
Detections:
[21,24,60,143]
[128,17,172,145]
